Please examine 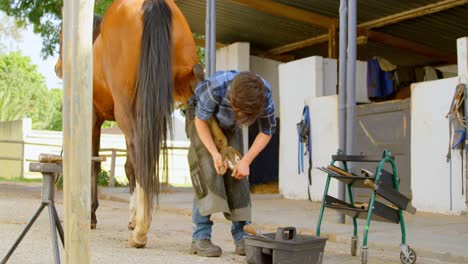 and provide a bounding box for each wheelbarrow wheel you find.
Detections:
[400,247,417,264]
[361,247,368,264]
